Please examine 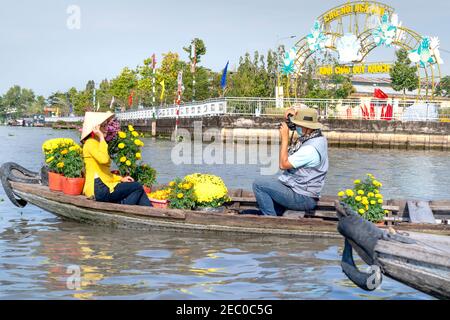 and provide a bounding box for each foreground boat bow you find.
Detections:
[336,201,450,300]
